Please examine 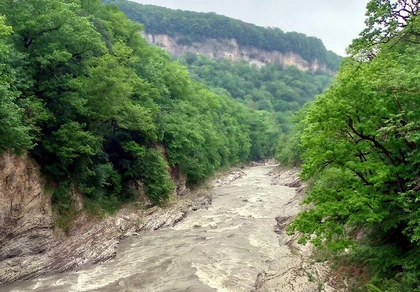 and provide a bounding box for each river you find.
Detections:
[3,164,329,292]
